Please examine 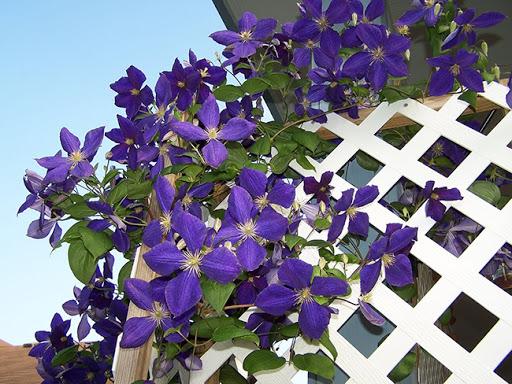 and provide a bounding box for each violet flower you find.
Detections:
[294,88,327,124]
[238,167,295,211]
[164,59,200,111]
[143,209,241,316]
[292,0,349,42]
[442,9,506,50]
[220,96,255,123]
[303,171,334,204]
[359,225,418,294]
[188,50,226,103]
[427,49,484,96]
[215,186,289,271]
[170,95,255,168]
[110,65,154,119]
[37,127,104,184]
[342,24,410,91]
[29,313,74,358]
[210,11,277,58]
[328,185,379,242]
[255,258,348,339]
[142,176,176,247]
[424,181,463,221]
[396,0,447,27]
[176,182,213,219]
